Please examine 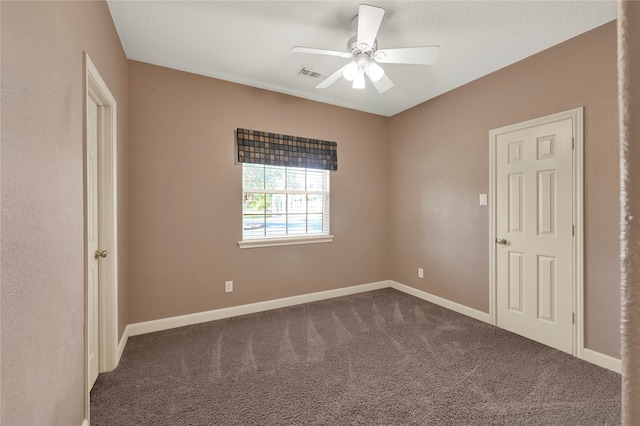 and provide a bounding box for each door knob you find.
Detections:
[496,238,507,245]
[95,250,108,259]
